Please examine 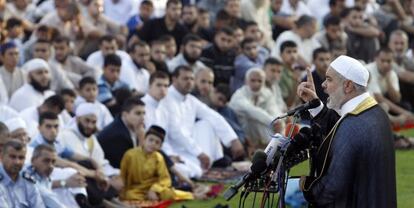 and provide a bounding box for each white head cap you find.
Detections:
[5,118,27,132]
[329,55,369,87]
[23,58,50,73]
[75,103,98,117]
